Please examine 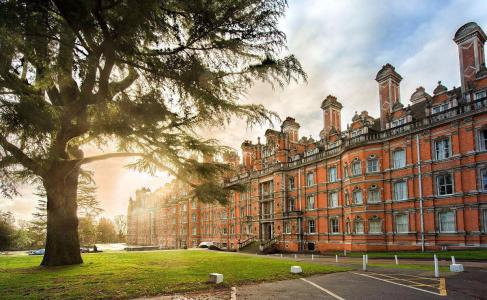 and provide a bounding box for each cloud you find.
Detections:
[3,0,487,220]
